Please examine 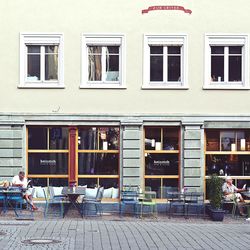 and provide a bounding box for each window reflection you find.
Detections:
[78,127,119,150]
[28,127,47,149]
[78,153,118,175]
[145,153,178,175]
[28,153,68,175]
[49,127,68,149]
